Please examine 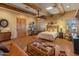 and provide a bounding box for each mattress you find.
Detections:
[38,32,58,41]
